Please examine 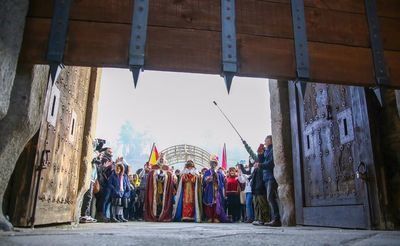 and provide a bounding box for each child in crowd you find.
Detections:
[108,162,131,222]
